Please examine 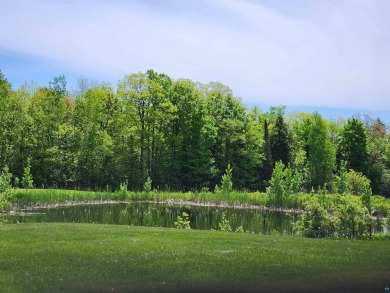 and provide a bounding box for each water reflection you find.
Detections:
[5,202,387,234]
[6,203,295,234]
